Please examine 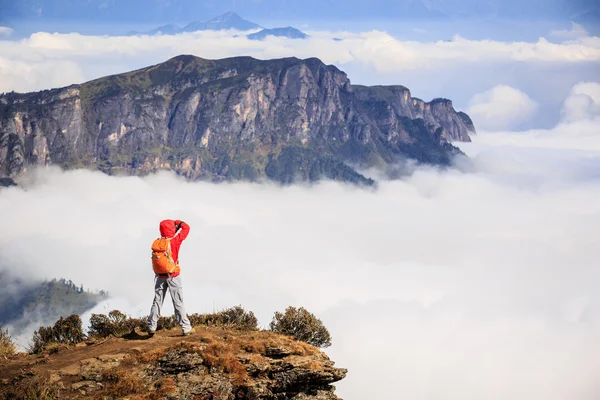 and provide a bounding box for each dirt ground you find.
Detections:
[0,328,192,383]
